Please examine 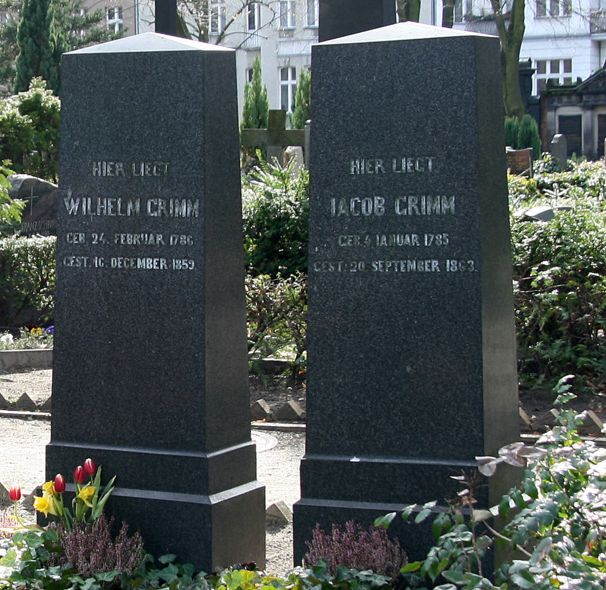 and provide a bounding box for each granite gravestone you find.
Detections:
[293,23,518,562]
[319,0,396,42]
[550,134,567,170]
[9,175,58,236]
[48,32,265,570]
